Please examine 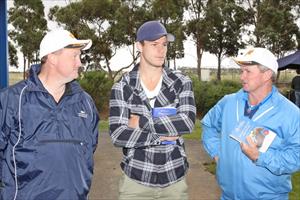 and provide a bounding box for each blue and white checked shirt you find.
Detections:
[109,64,196,187]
